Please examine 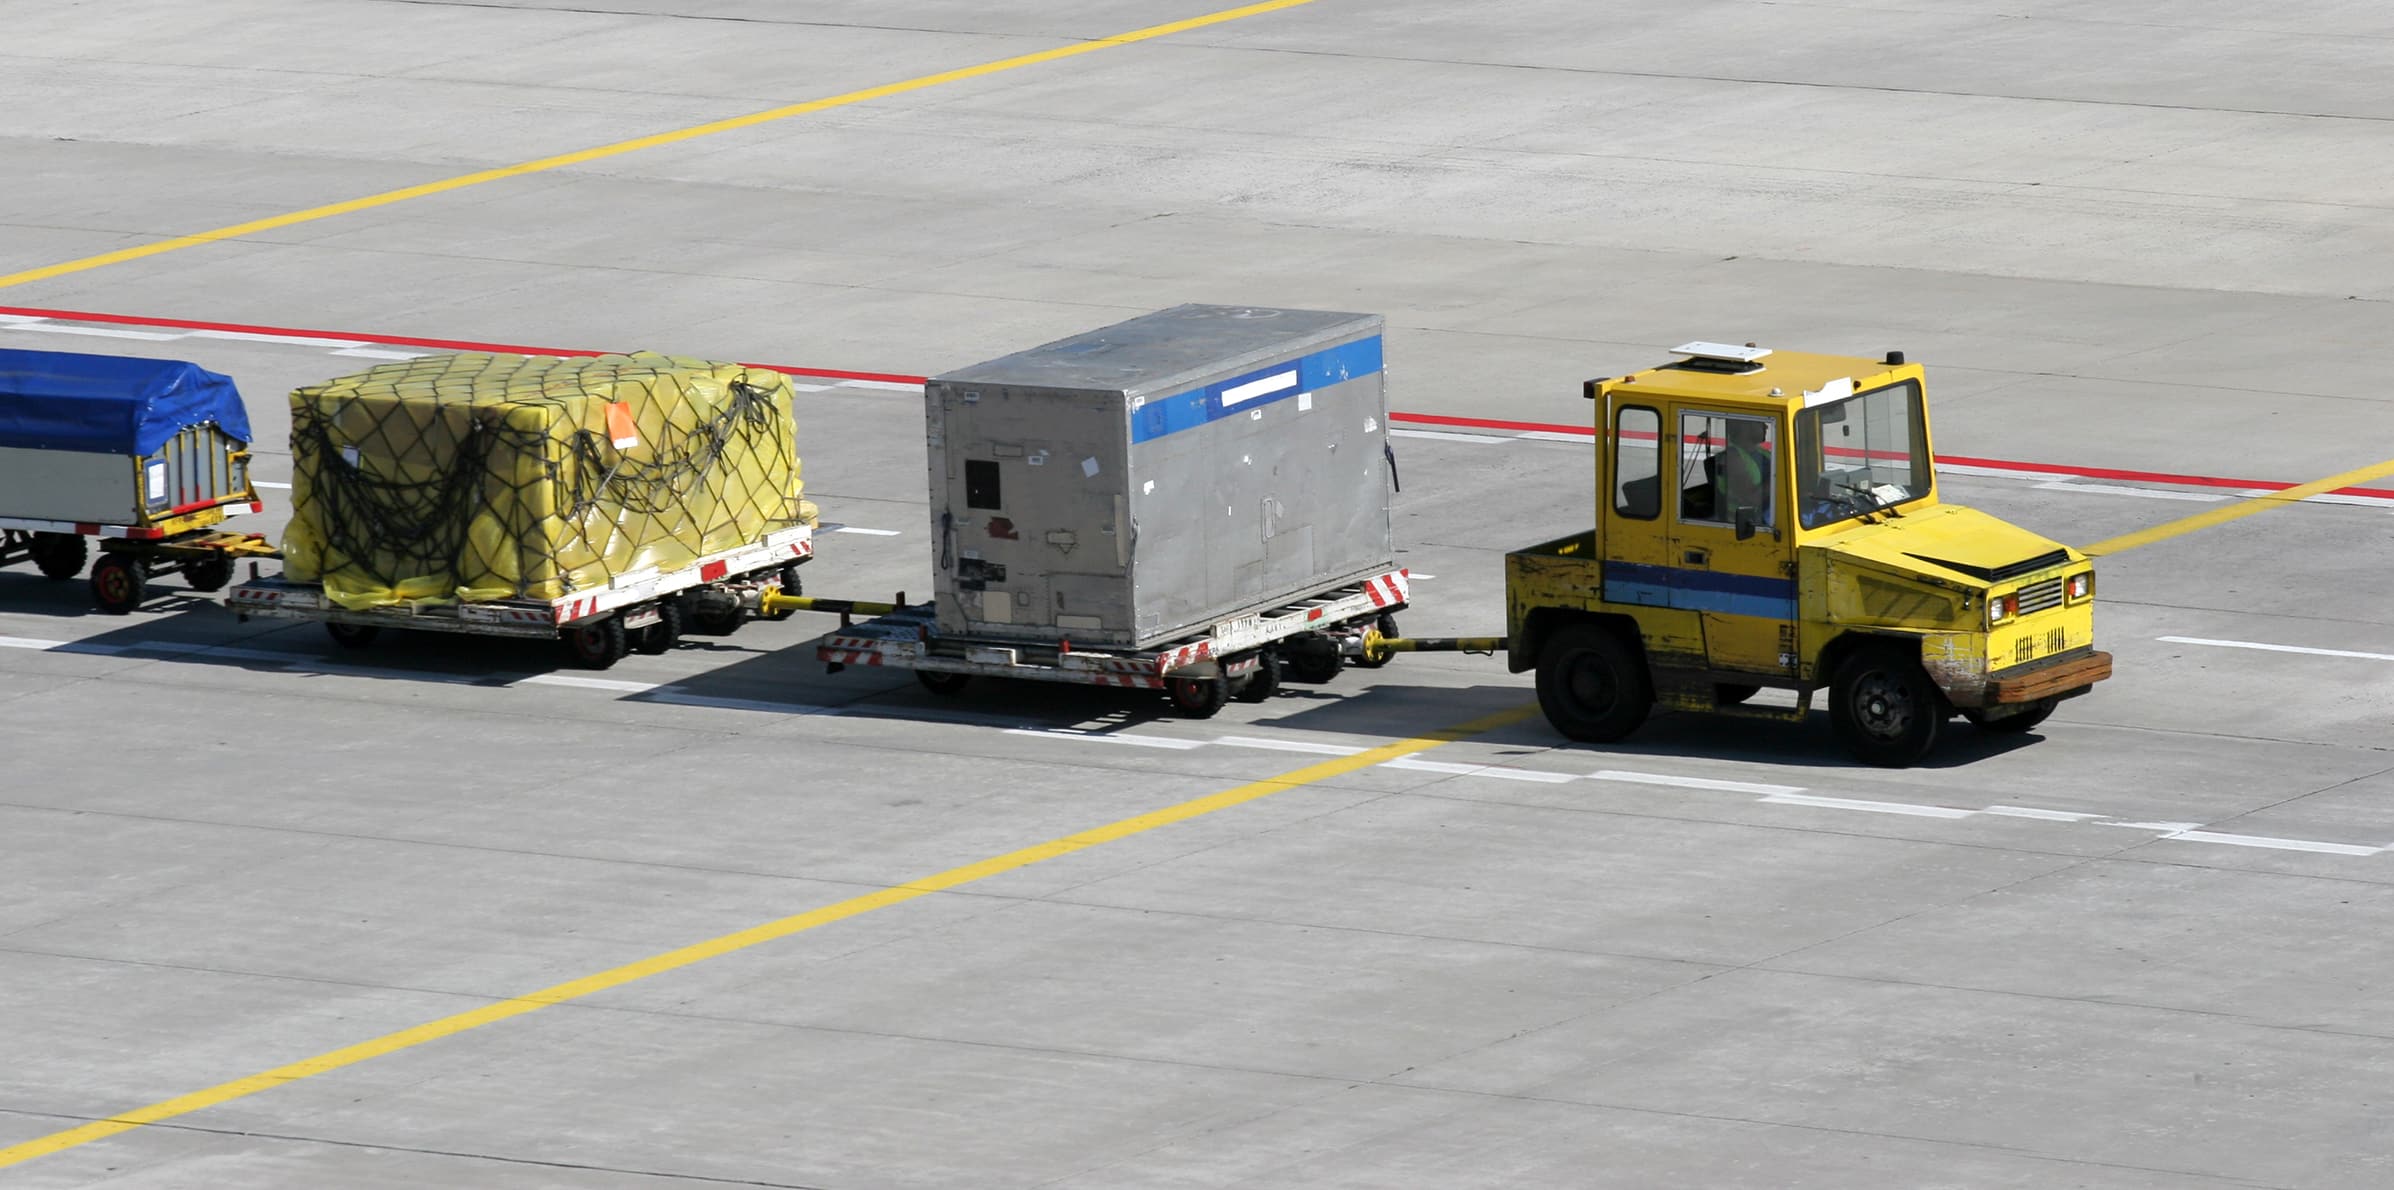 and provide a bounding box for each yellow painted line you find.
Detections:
[0,0,1320,292]
[2080,456,2394,556]
[0,703,1540,1171]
